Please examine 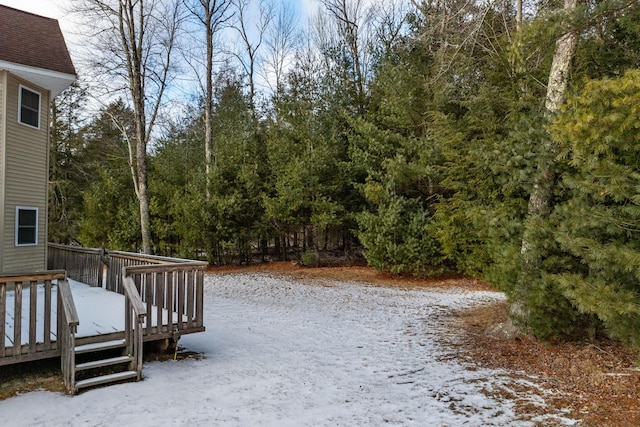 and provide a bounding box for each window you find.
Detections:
[15,207,38,246]
[18,86,41,129]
